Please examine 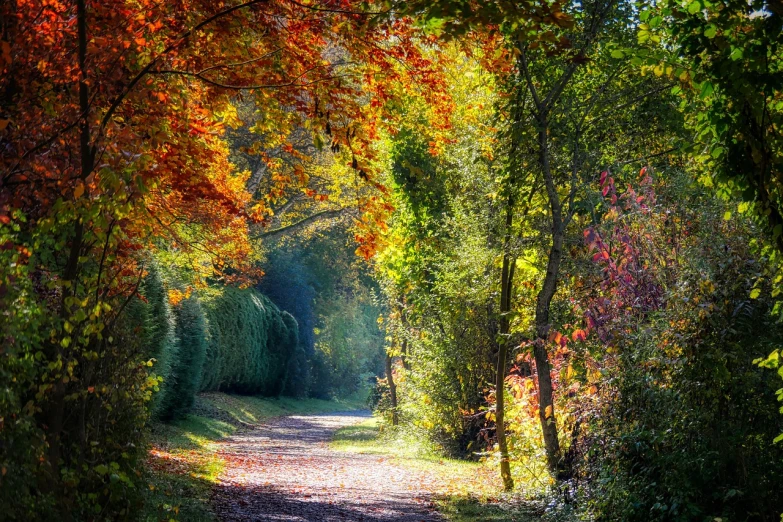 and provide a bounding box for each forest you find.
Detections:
[0,0,782,520]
